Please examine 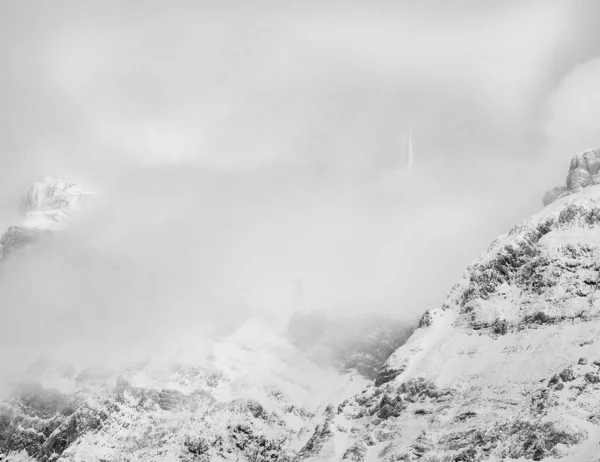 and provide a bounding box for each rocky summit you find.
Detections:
[544,148,600,206]
[0,177,93,260]
[5,150,600,461]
